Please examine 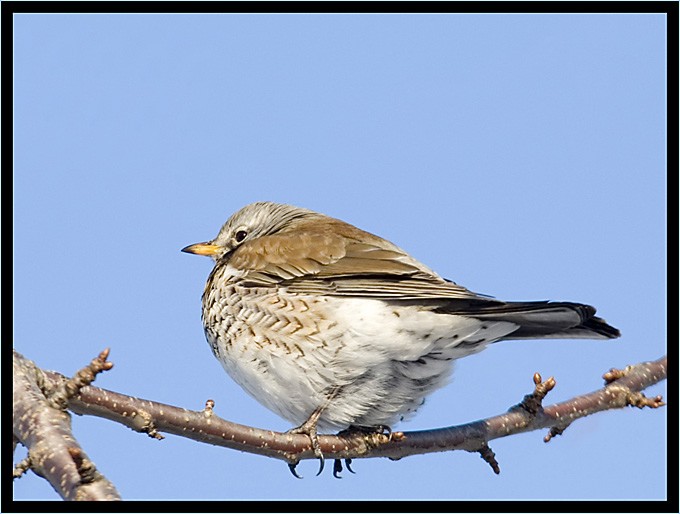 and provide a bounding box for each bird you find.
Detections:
[182,201,619,476]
